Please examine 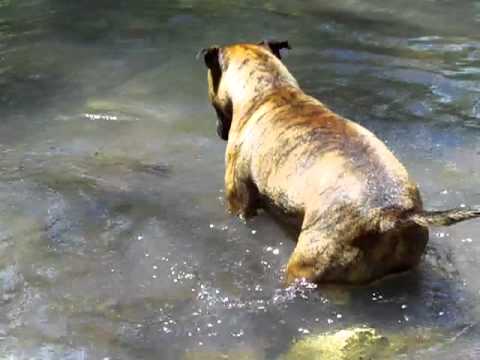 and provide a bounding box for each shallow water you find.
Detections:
[1,0,479,359]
